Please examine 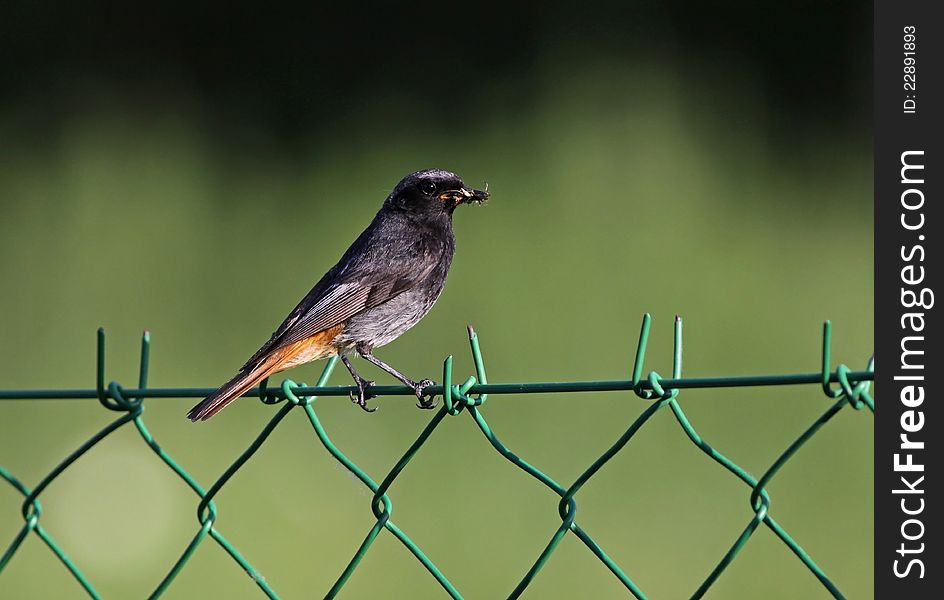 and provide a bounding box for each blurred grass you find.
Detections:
[0,65,872,599]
